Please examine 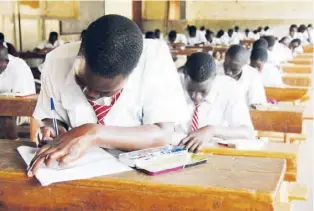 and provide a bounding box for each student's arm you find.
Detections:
[12,60,36,94]
[248,72,267,107]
